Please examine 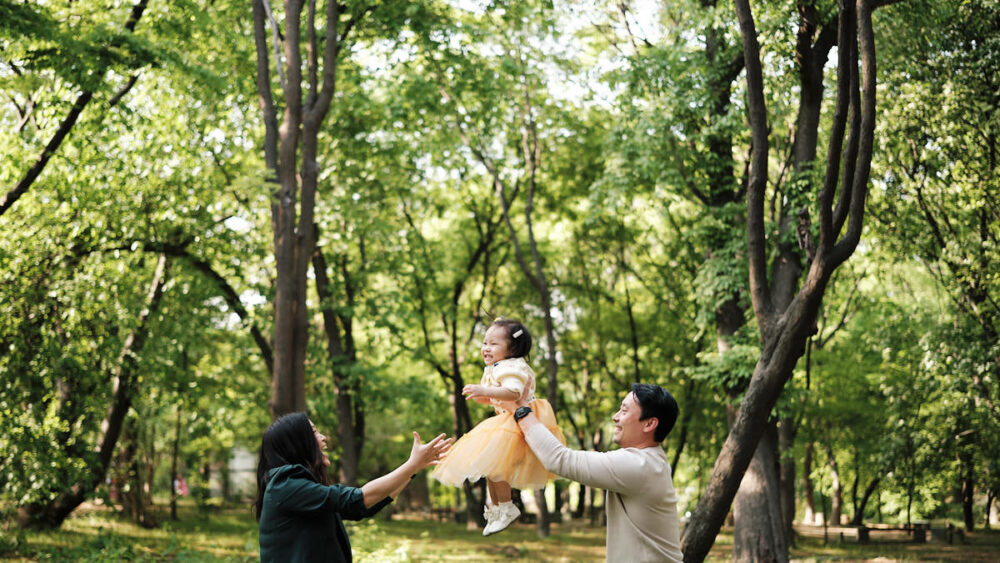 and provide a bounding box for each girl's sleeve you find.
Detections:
[493,362,530,395]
